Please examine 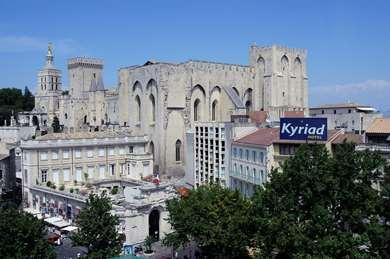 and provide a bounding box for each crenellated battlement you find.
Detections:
[68,57,104,69]
[250,44,307,56]
[184,60,253,73]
